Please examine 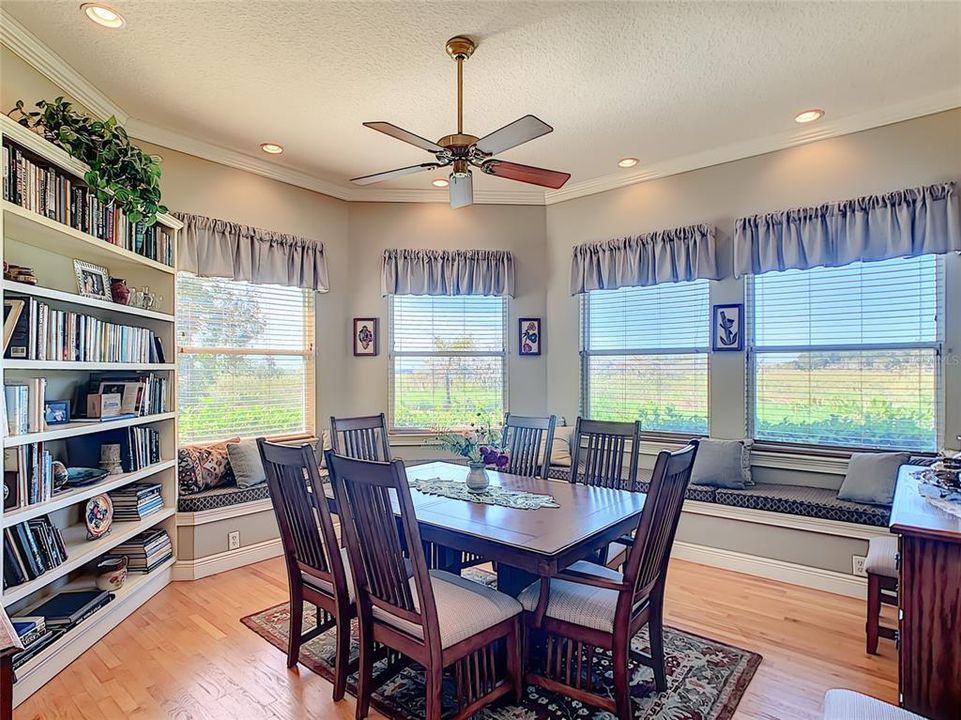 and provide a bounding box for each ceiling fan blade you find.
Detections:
[483,160,571,189]
[449,172,473,209]
[363,122,445,153]
[474,115,553,156]
[350,162,441,185]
